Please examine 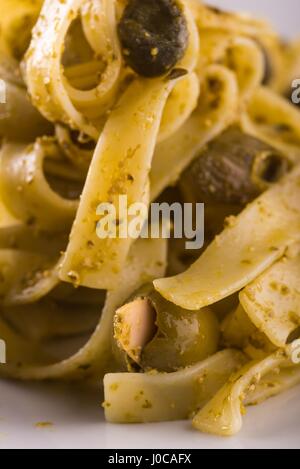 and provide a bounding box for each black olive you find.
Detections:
[179,127,291,238]
[255,152,289,184]
[180,127,290,205]
[118,0,189,78]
